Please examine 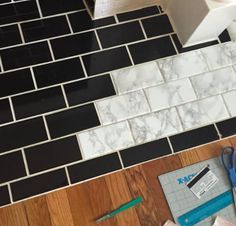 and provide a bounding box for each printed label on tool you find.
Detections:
[186,166,219,199]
